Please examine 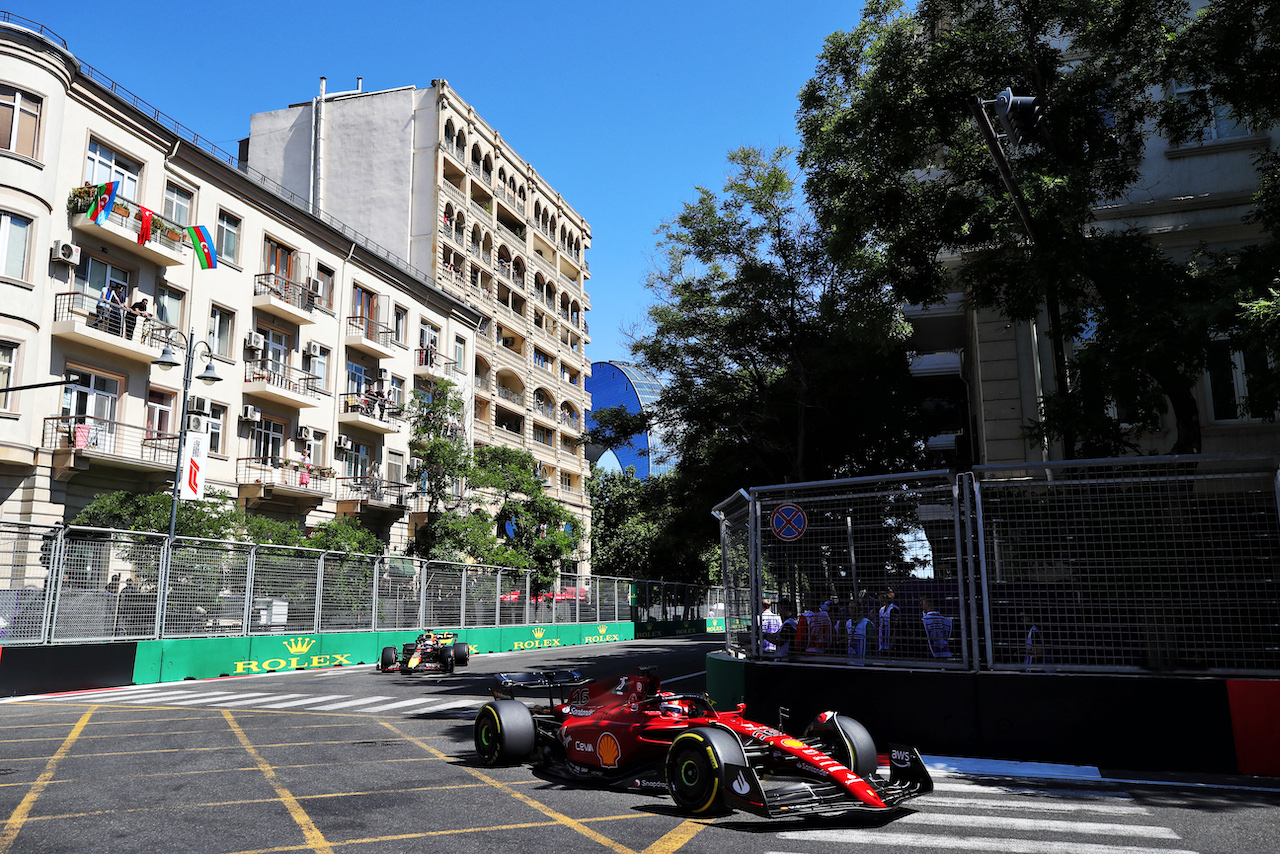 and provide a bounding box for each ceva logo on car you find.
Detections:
[231,637,353,673]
